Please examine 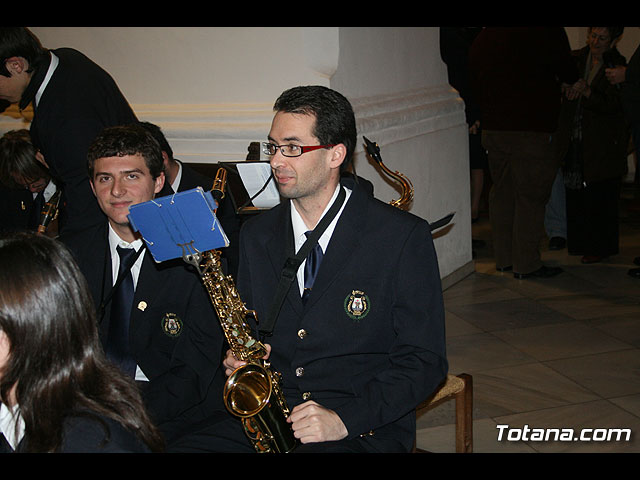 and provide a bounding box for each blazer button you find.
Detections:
[295,367,305,377]
[302,392,312,400]
[297,329,307,339]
